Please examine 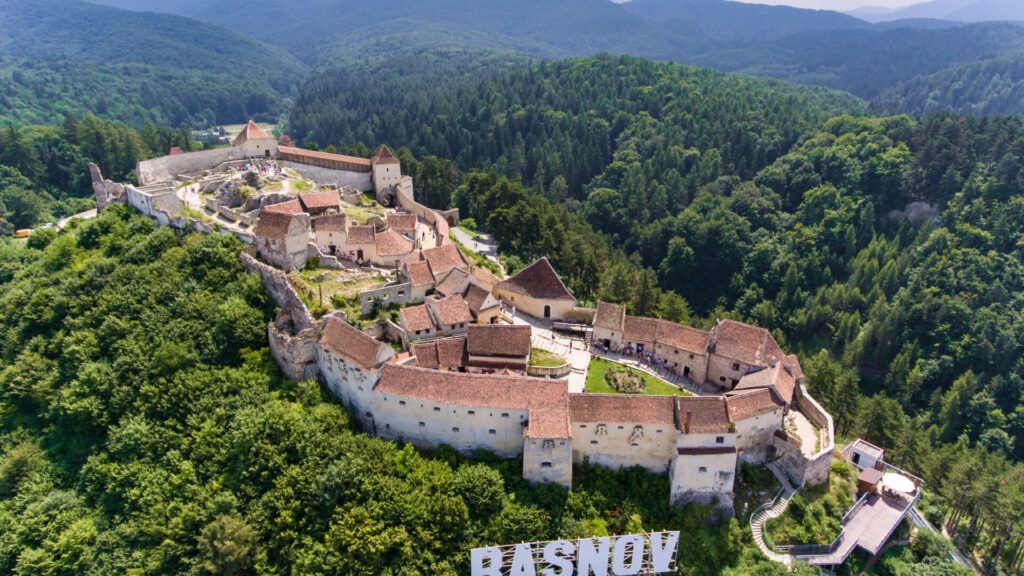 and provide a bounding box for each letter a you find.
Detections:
[472,546,504,576]
[511,543,537,576]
